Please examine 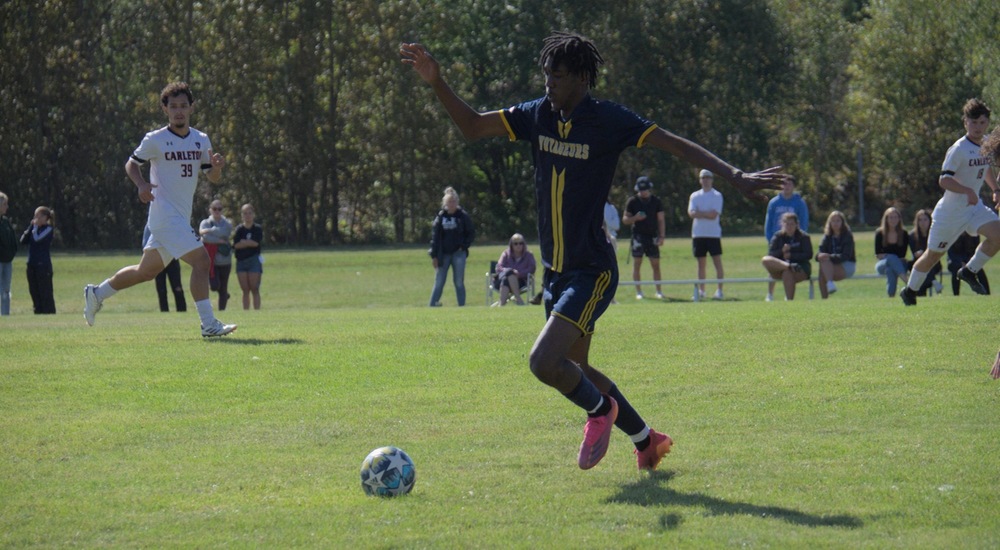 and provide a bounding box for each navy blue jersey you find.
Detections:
[499,95,656,273]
